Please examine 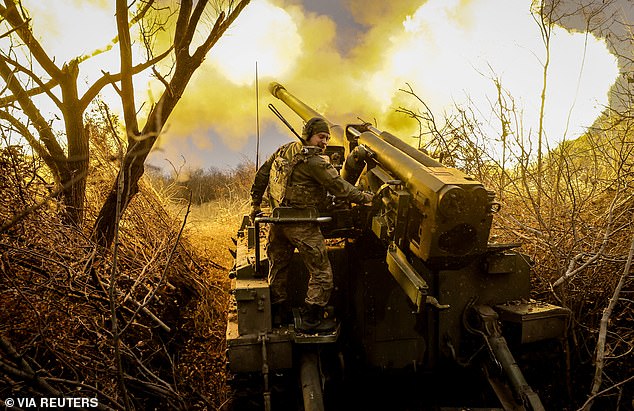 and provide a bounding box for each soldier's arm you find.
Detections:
[308,157,369,204]
[250,154,275,206]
